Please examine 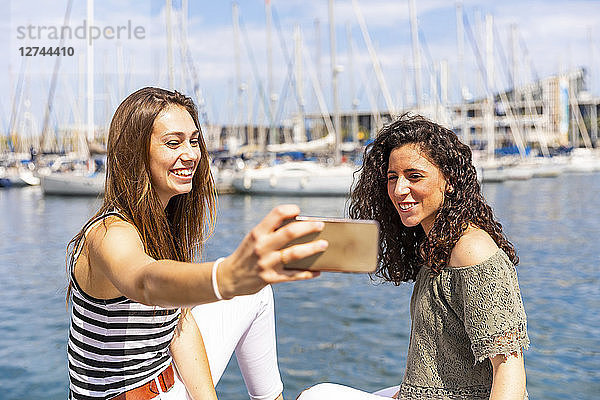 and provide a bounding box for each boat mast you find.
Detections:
[233,3,243,148]
[302,44,336,143]
[353,0,397,118]
[408,0,422,110]
[8,57,27,152]
[440,59,449,125]
[116,43,124,101]
[178,0,189,90]
[40,0,73,153]
[474,10,485,97]
[86,0,95,149]
[513,24,550,157]
[347,23,359,145]
[485,14,494,159]
[294,24,306,144]
[456,2,469,145]
[588,27,598,144]
[348,33,382,133]
[266,0,278,145]
[568,71,592,148]
[314,19,322,117]
[166,0,174,89]
[510,24,518,97]
[329,0,341,163]
[431,62,439,120]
